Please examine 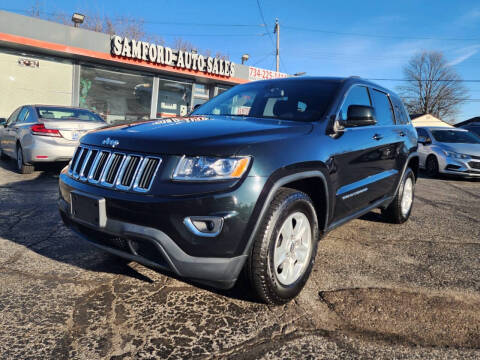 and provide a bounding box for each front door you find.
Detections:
[331,86,400,222]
